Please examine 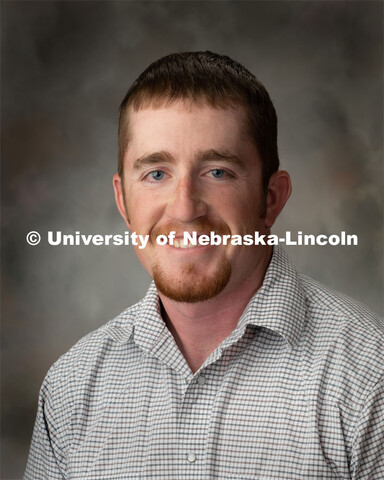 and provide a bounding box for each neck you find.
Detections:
[159,246,272,373]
